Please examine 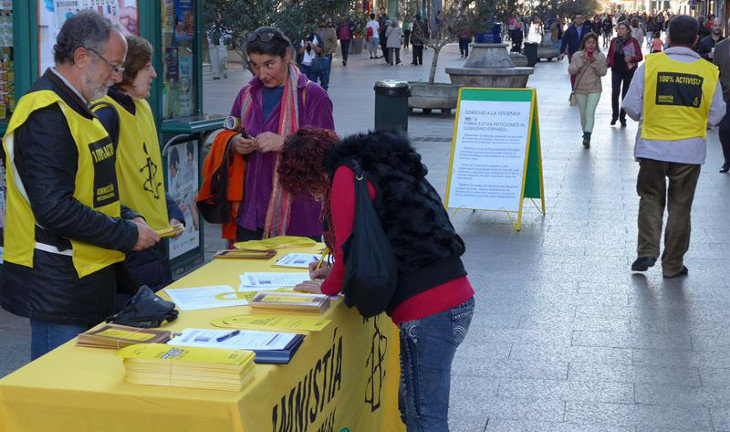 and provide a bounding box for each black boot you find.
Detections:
[610,116,618,126]
[583,132,591,148]
[721,163,730,173]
